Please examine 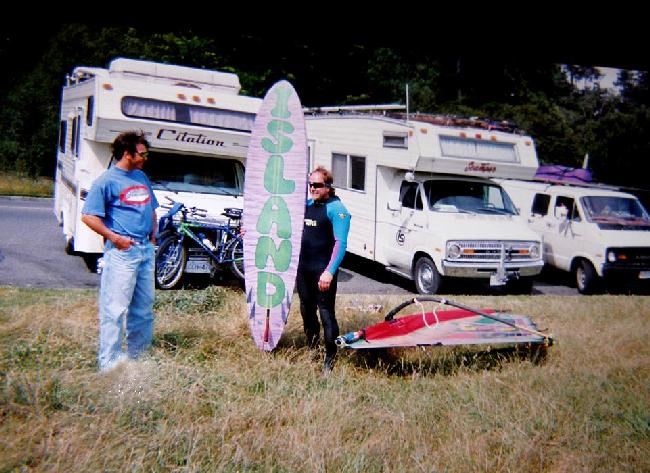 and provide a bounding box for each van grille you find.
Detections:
[447,241,539,262]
